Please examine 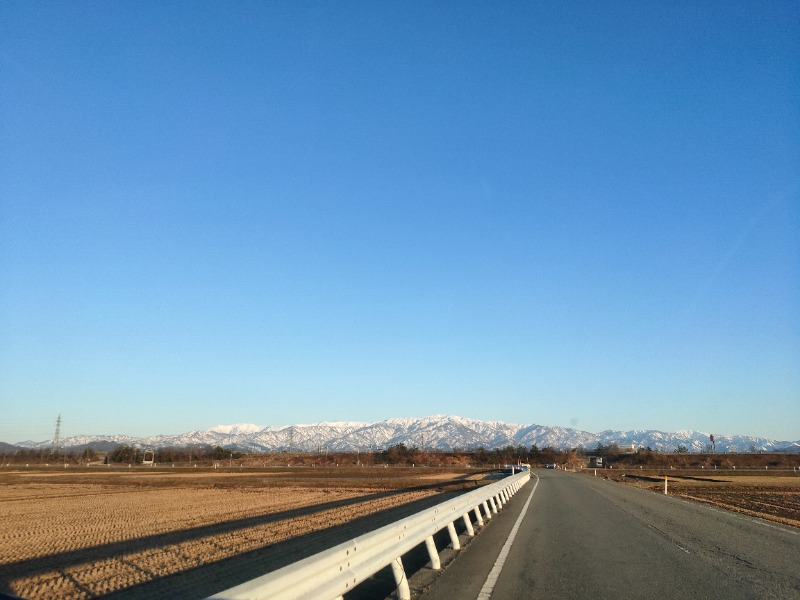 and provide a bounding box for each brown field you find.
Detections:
[5,464,798,600]
[588,468,800,528]
[0,466,487,600]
